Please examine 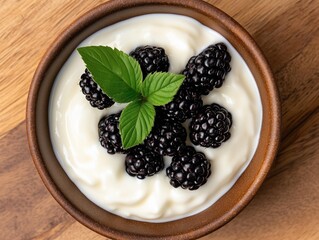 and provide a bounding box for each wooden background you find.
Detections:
[1,0,318,239]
